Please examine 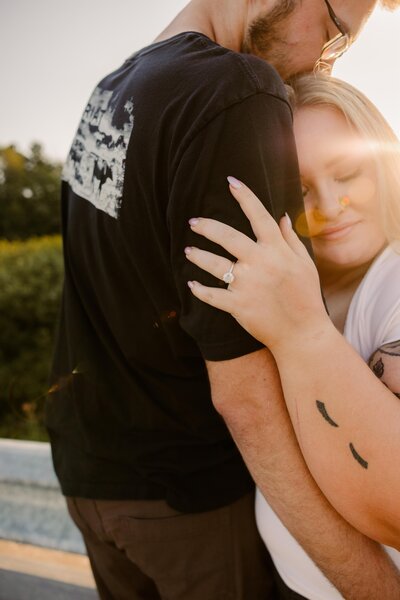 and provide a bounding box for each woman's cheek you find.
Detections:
[347,175,377,207]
